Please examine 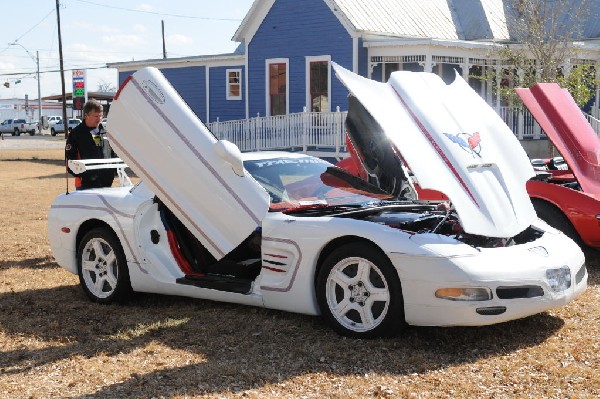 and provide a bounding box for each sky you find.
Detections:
[0,0,255,100]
